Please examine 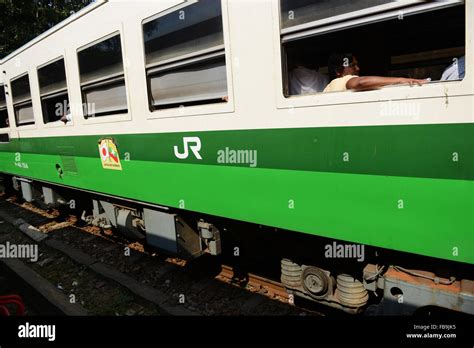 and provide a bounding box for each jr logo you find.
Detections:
[174,137,202,160]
